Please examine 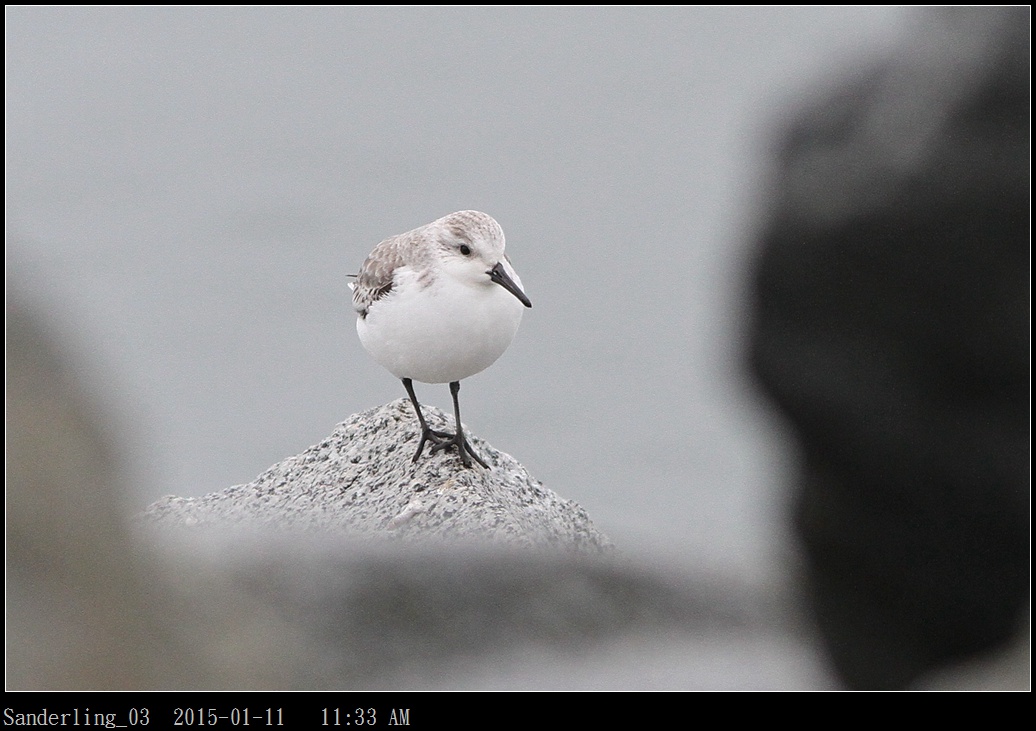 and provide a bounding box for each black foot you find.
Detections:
[411,427,452,463]
[429,429,489,469]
